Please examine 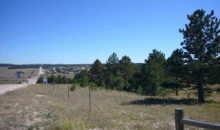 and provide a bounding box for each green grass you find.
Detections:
[0,84,220,130]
